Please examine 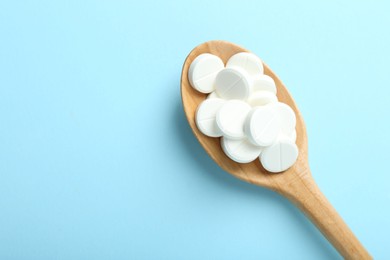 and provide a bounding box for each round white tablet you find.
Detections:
[216,100,251,140]
[188,53,224,94]
[215,67,252,100]
[253,74,277,94]
[289,129,297,142]
[244,106,281,146]
[271,102,296,135]
[260,137,299,173]
[226,52,264,76]
[196,98,226,137]
[247,91,278,107]
[221,137,263,163]
[207,91,220,100]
